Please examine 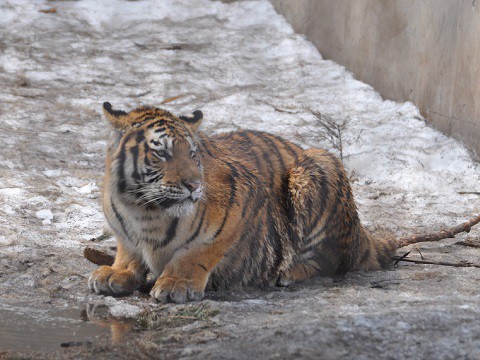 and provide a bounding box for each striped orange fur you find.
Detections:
[88,103,396,303]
